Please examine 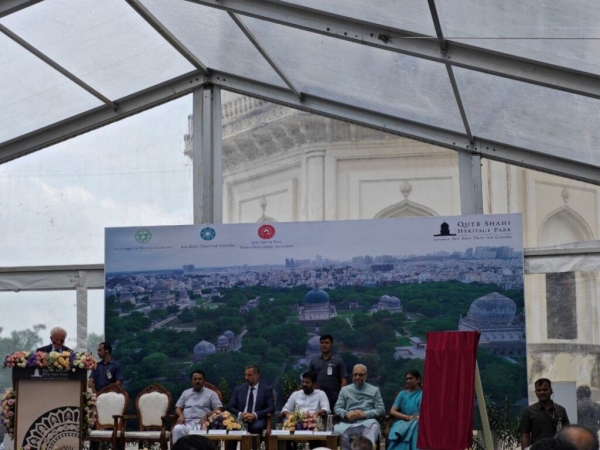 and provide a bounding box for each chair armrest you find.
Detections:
[162,414,178,428]
[384,414,392,439]
[112,414,138,430]
[266,413,272,436]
